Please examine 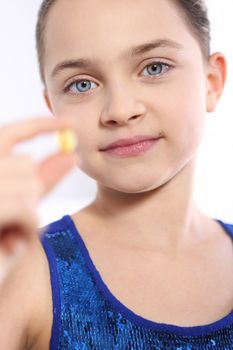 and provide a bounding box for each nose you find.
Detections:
[100,82,146,127]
